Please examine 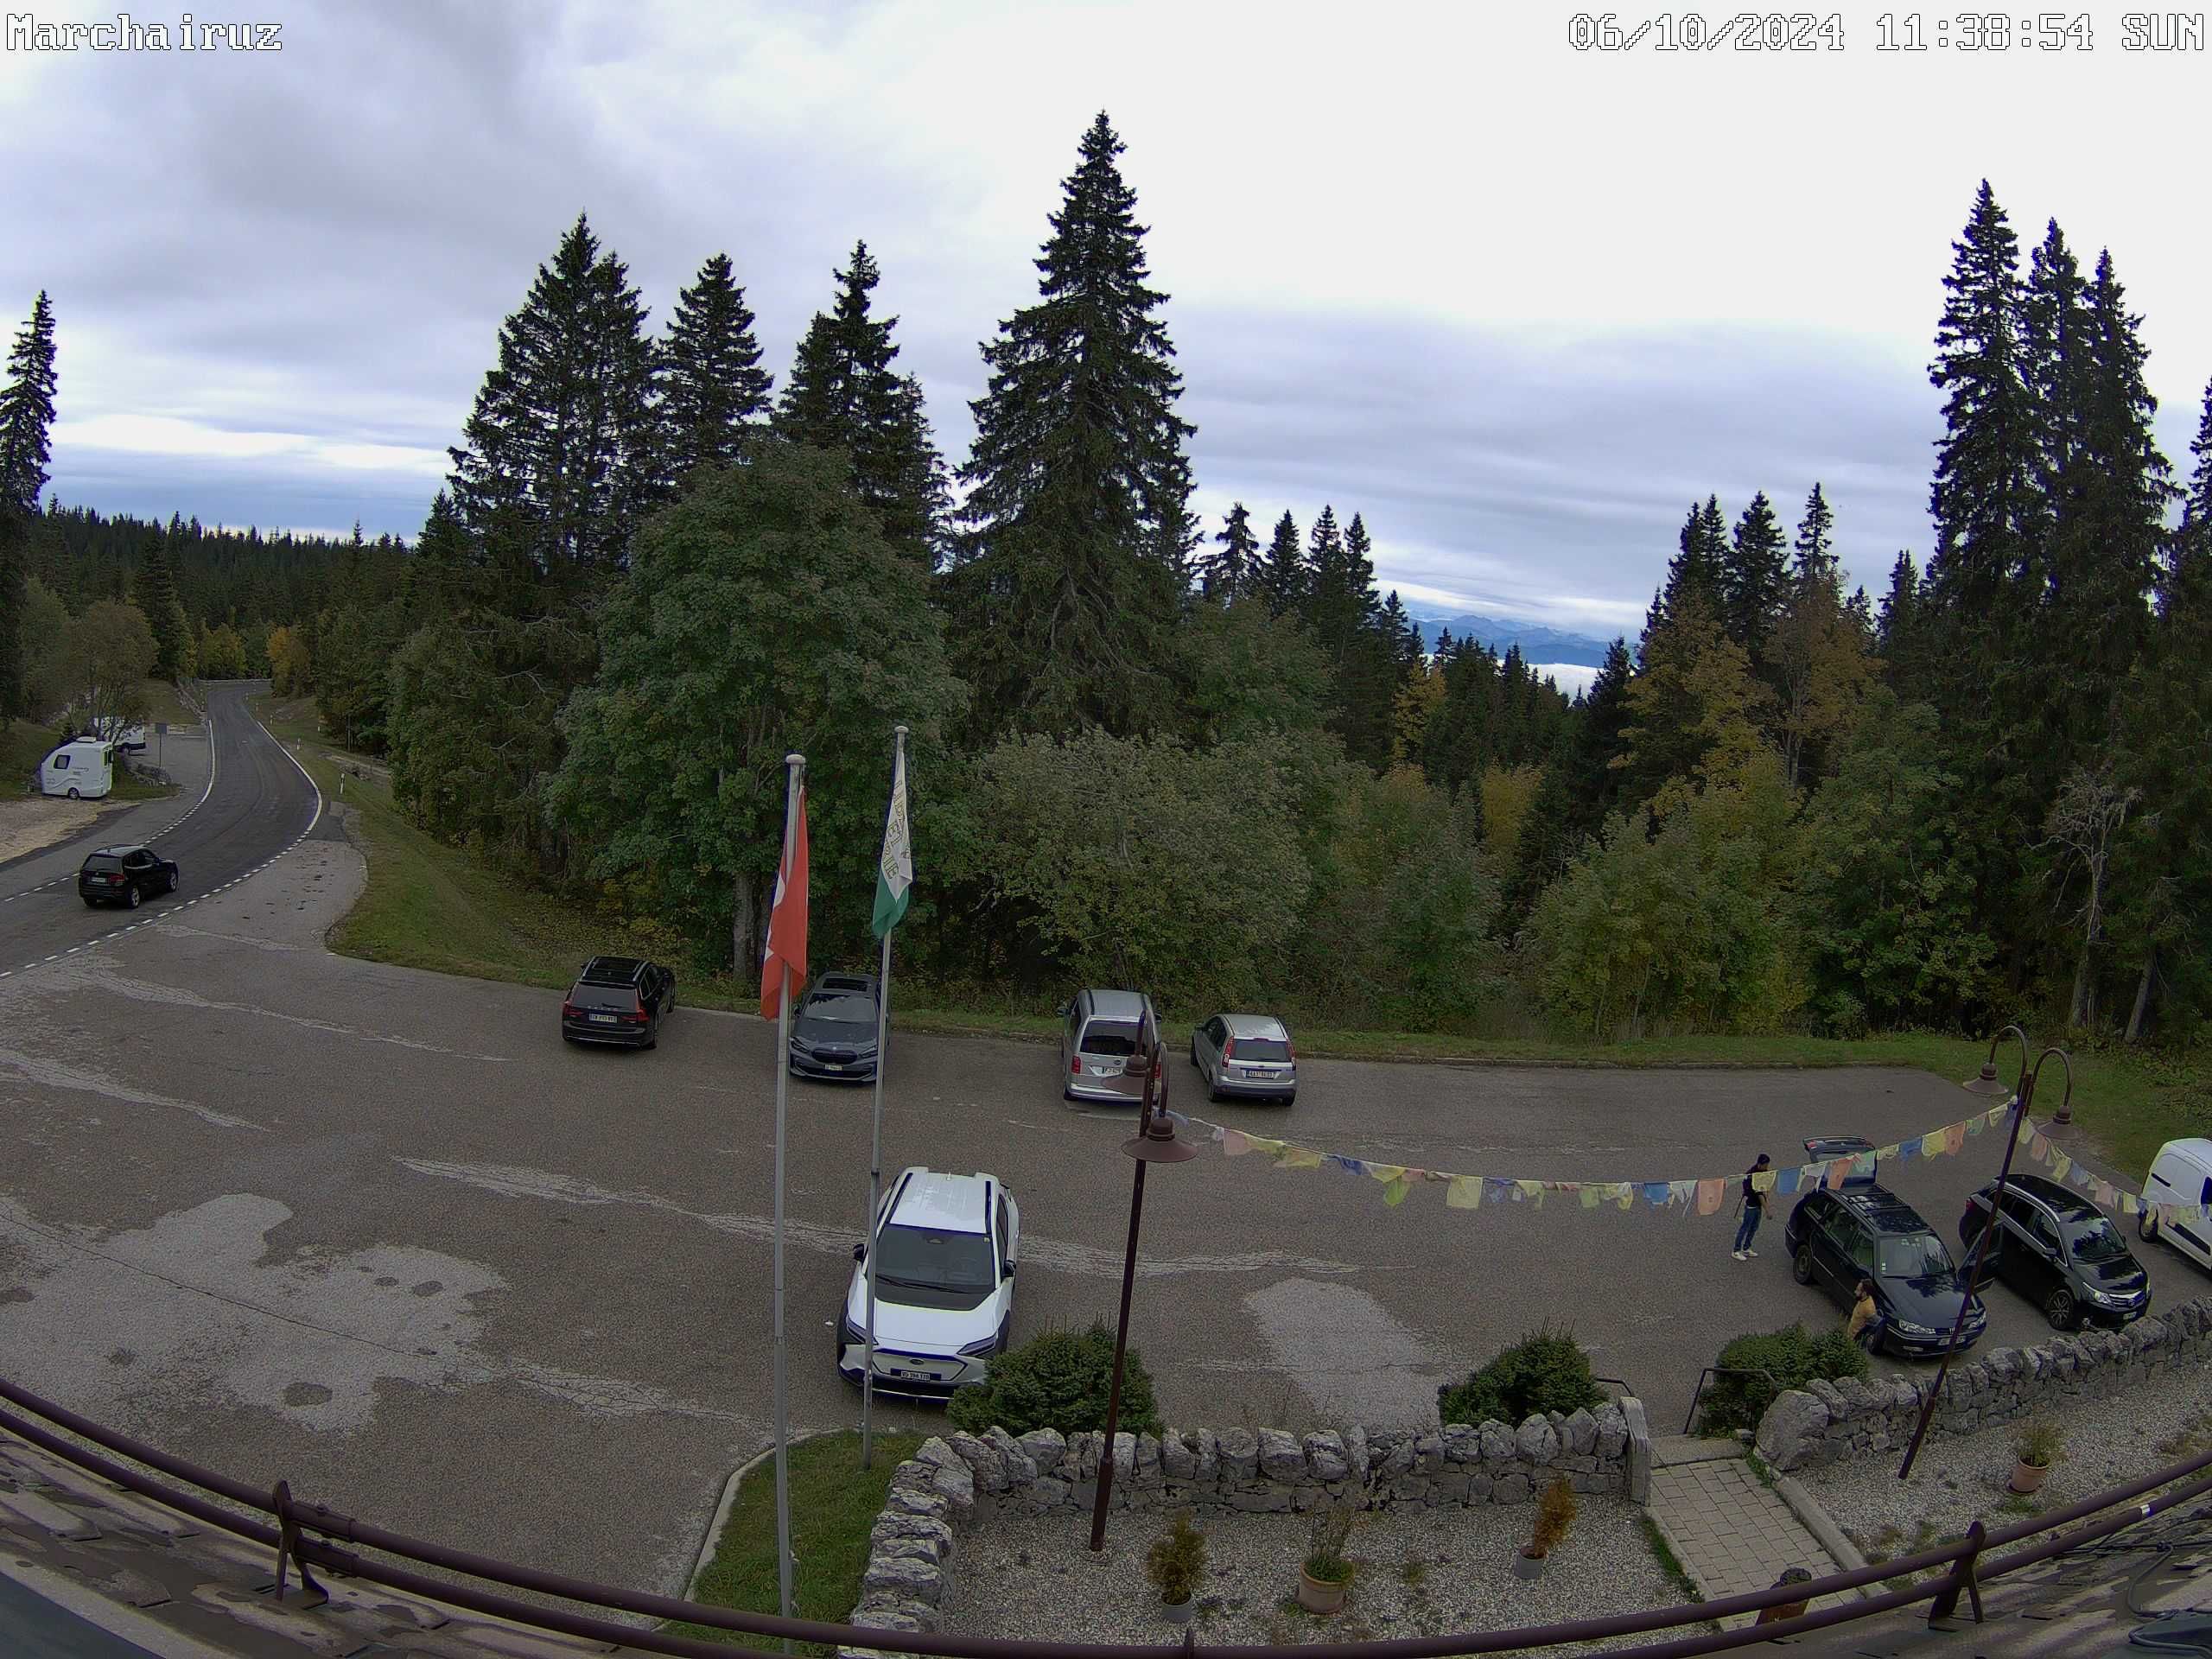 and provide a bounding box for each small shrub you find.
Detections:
[2015,1419,2064,1469]
[1527,1474,1578,1559]
[1436,1323,1604,1427]
[1695,1322,1868,1435]
[946,1321,1161,1438]
[1145,1510,1207,1605]
[1303,1506,1356,1584]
